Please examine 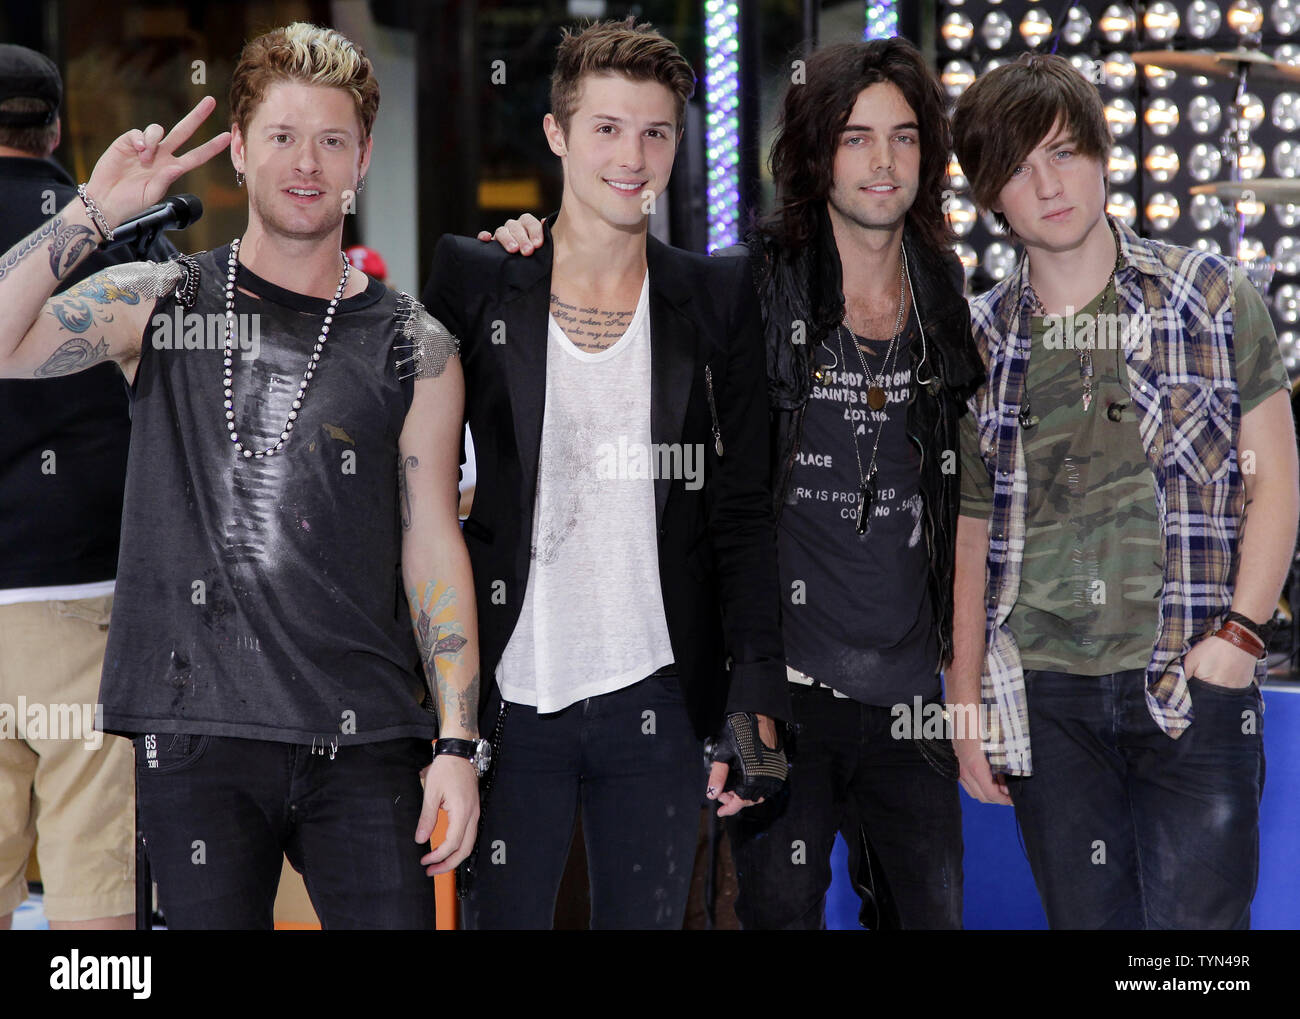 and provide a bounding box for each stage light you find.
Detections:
[1099,4,1136,42]
[1237,92,1265,131]
[1104,52,1137,89]
[1145,145,1180,182]
[1108,192,1138,225]
[866,1,898,39]
[1239,235,1267,261]
[1273,91,1300,129]
[1235,197,1266,225]
[1227,0,1265,34]
[982,11,1015,48]
[1144,63,1177,89]
[1273,0,1300,32]
[954,243,978,280]
[1194,237,1224,253]
[1106,98,1137,136]
[1189,142,1224,181]
[1062,6,1093,43]
[942,12,975,50]
[947,194,977,236]
[1109,144,1138,183]
[704,0,740,251]
[1146,193,1181,230]
[1143,1,1181,40]
[1190,192,1223,229]
[1187,0,1223,37]
[1020,8,1054,45]
[1275,202,1300,227]
[1276,44,1300,64]
[982,241,1018,280]
[1275,235,1300,274]
[1274,282,1300,322]
[1188,94,1222,134]
[1144,97,1180,136]
[1239,142,1267,177]
[947,154,968,190]
[1274,138,1300,175]
[942,60,976,96]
